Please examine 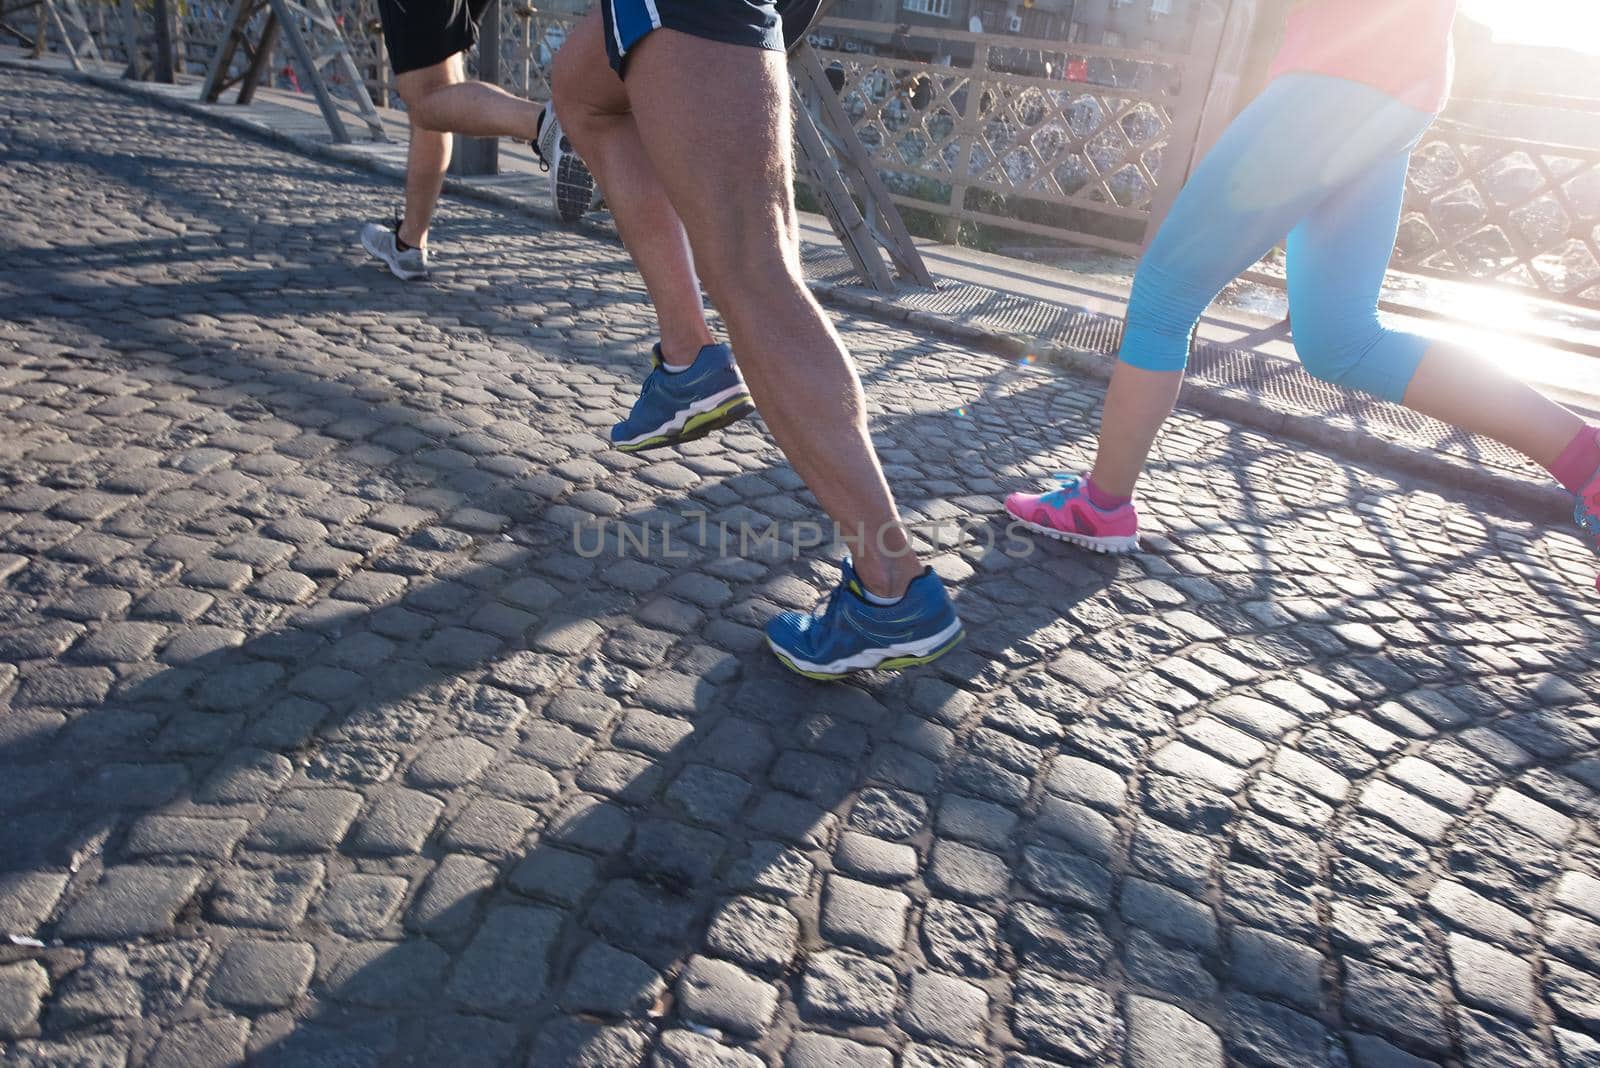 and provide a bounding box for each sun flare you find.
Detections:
[1460,0,1600,53]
